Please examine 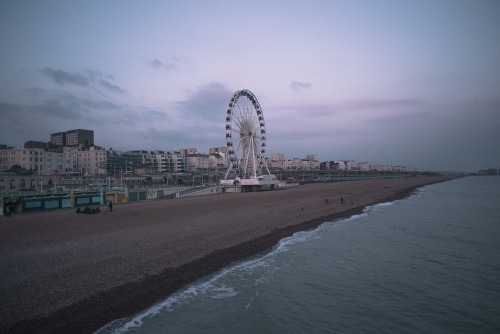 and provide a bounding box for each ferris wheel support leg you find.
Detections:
[251,137,257,179]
